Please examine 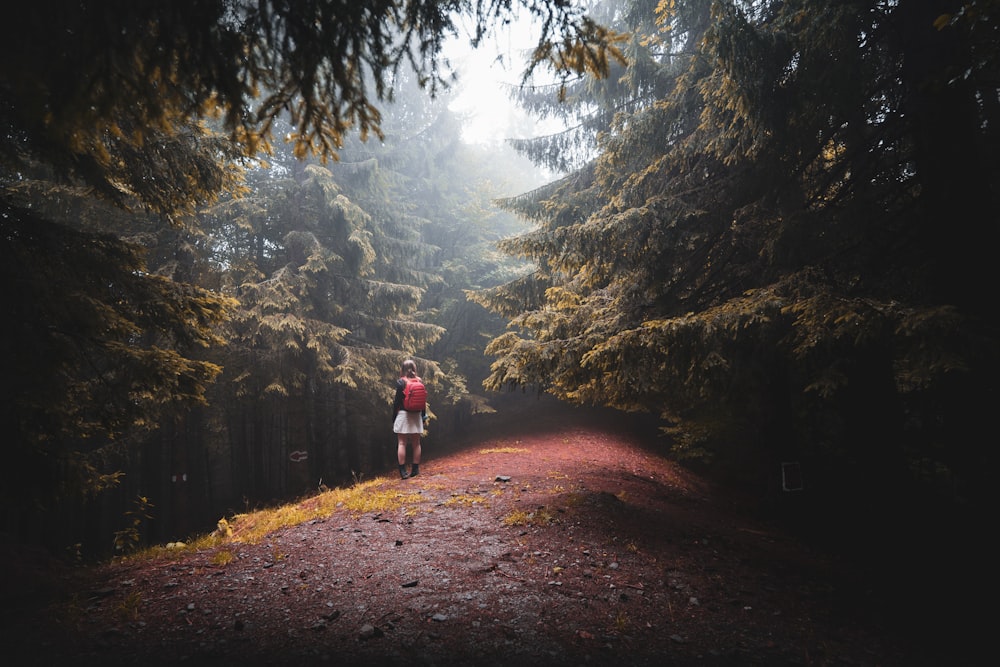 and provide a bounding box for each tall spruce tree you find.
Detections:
[214,159,445,495]
[186,66,545,510]
[0,0,624,545]
[506,0,672,173]
[473,0,999,521]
